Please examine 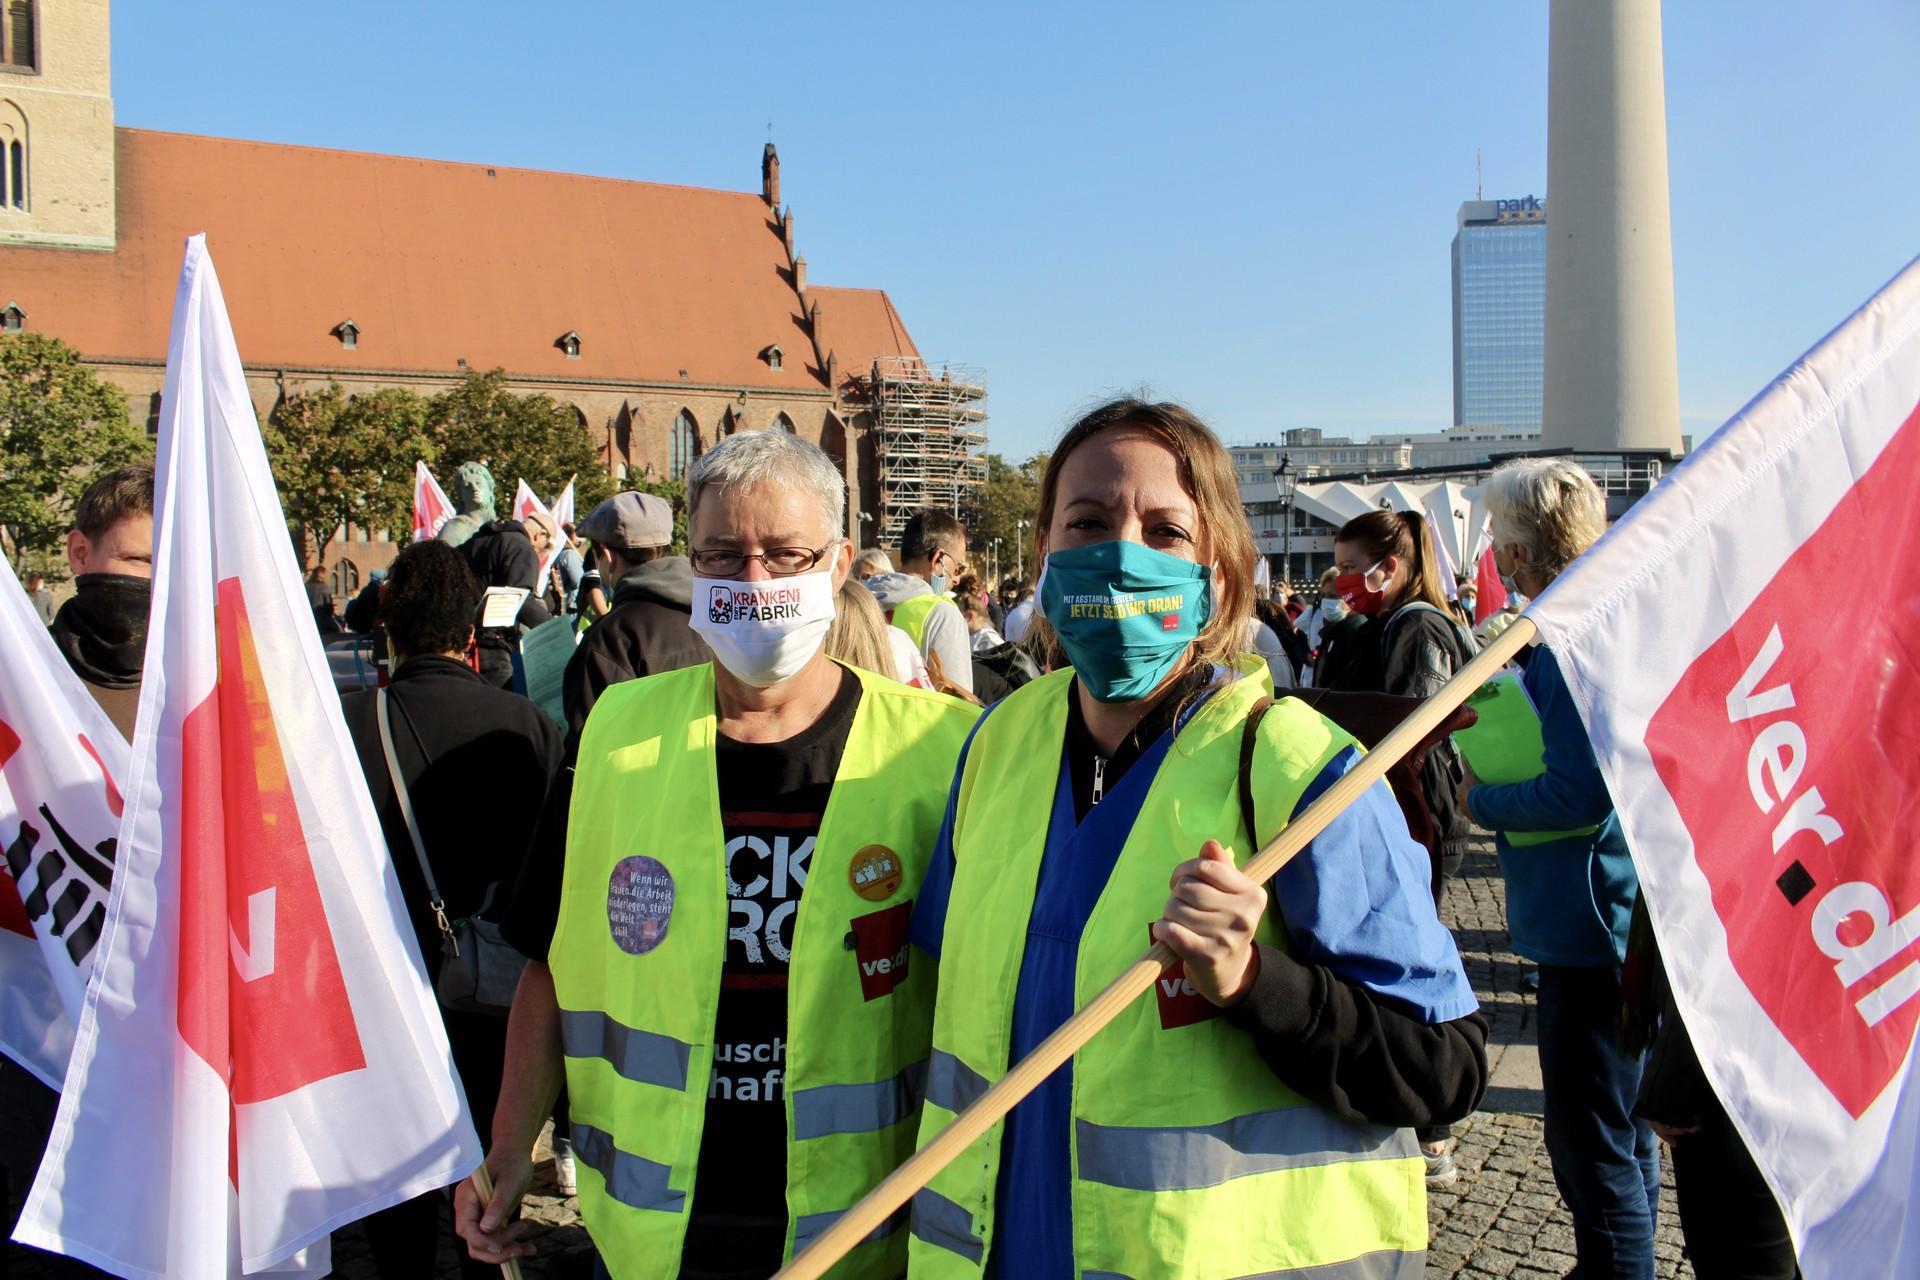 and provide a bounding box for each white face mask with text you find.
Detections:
[689,570,837,687]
